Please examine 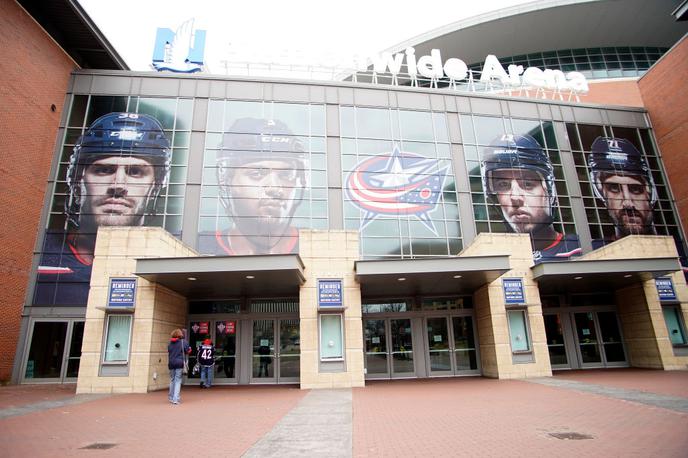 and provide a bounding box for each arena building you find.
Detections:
[2,0,687,392]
